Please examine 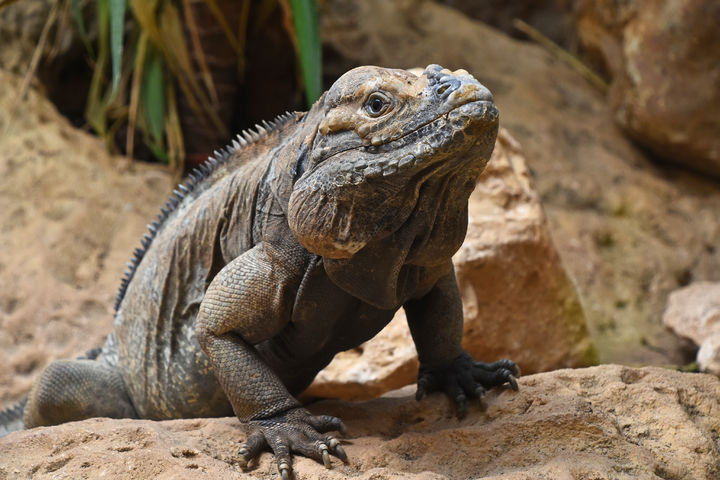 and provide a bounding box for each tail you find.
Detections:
[0,397,27,437]
[0,347,102,437]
